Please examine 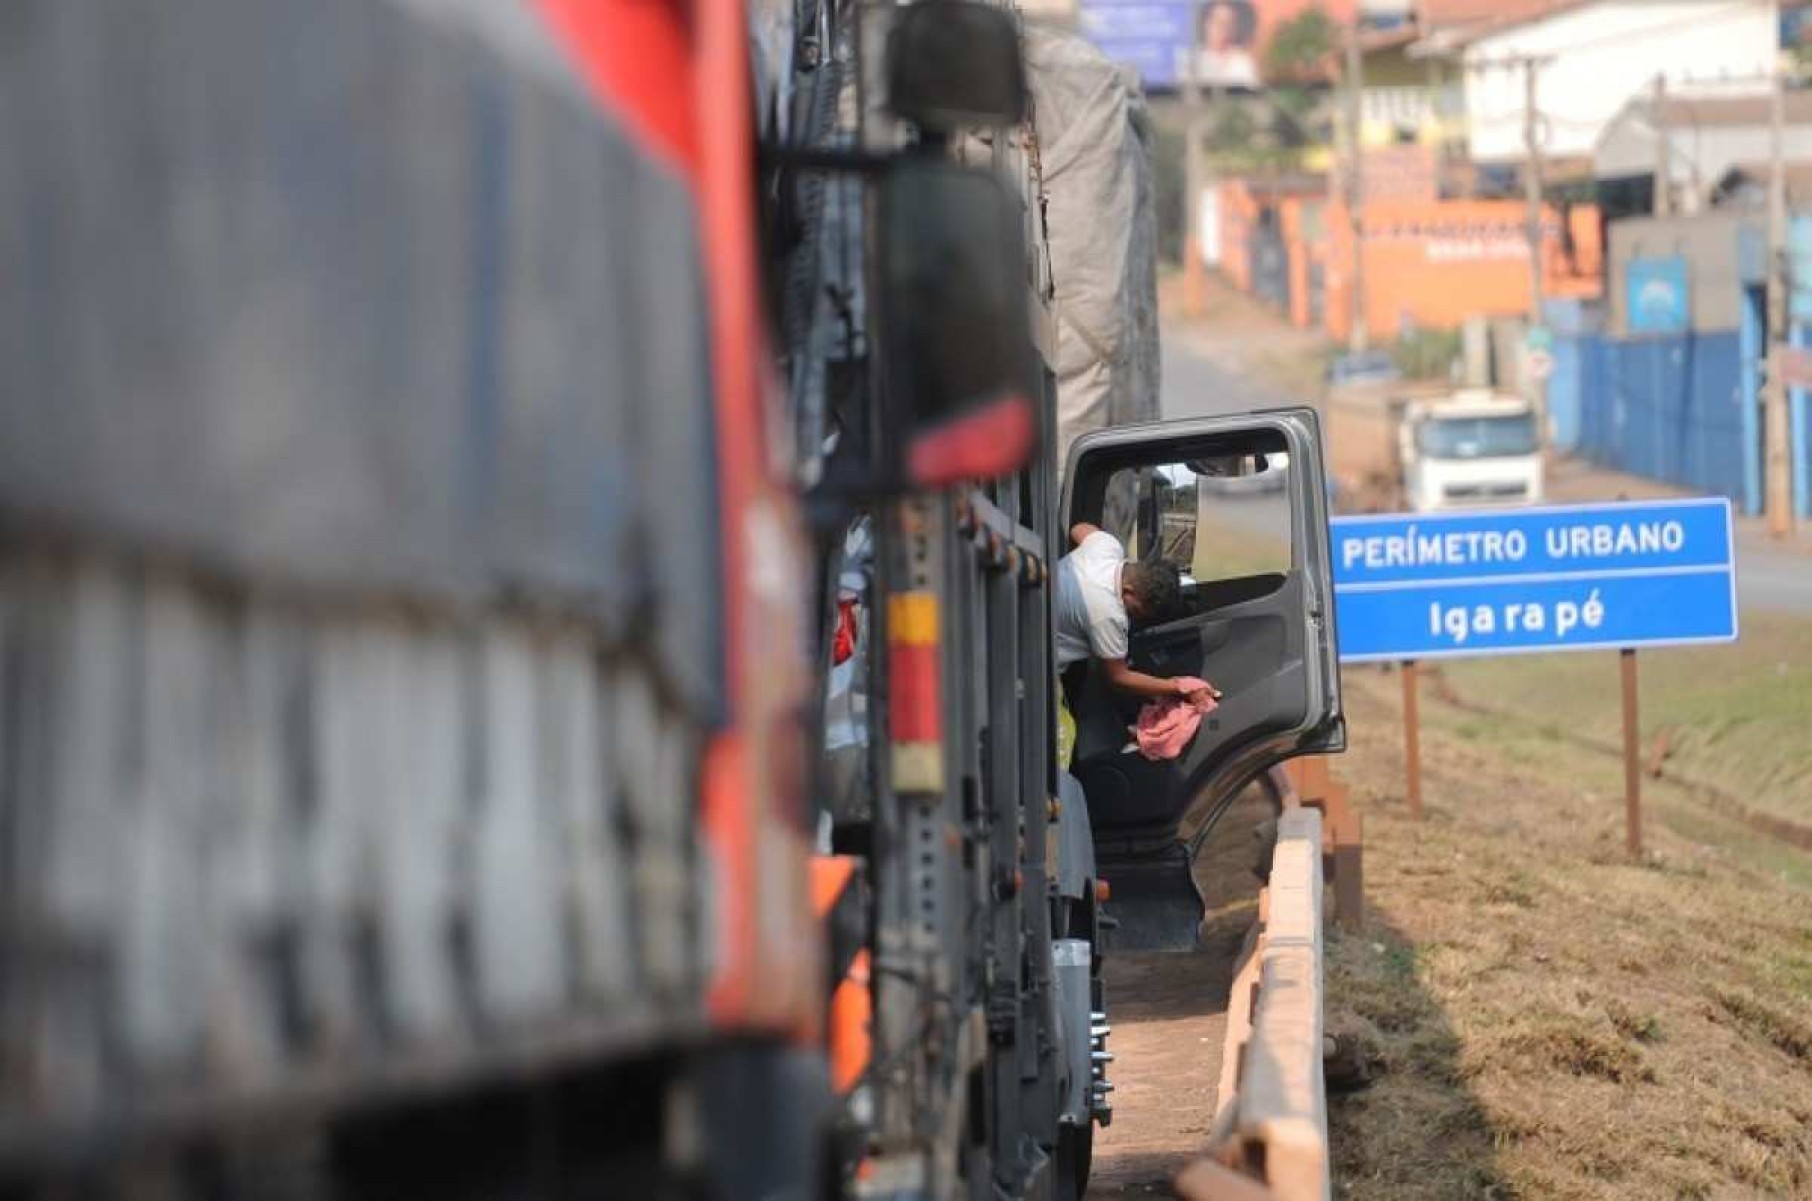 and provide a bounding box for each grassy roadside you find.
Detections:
[1326,667,1812,1199]
[1430,614,1812,830]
